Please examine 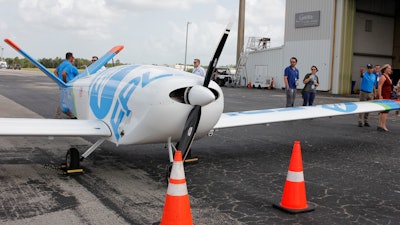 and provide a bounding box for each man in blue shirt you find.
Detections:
[284,57,299,107]
[55,52,79,82]
[54,52,79,119]
[358,63,376,127]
